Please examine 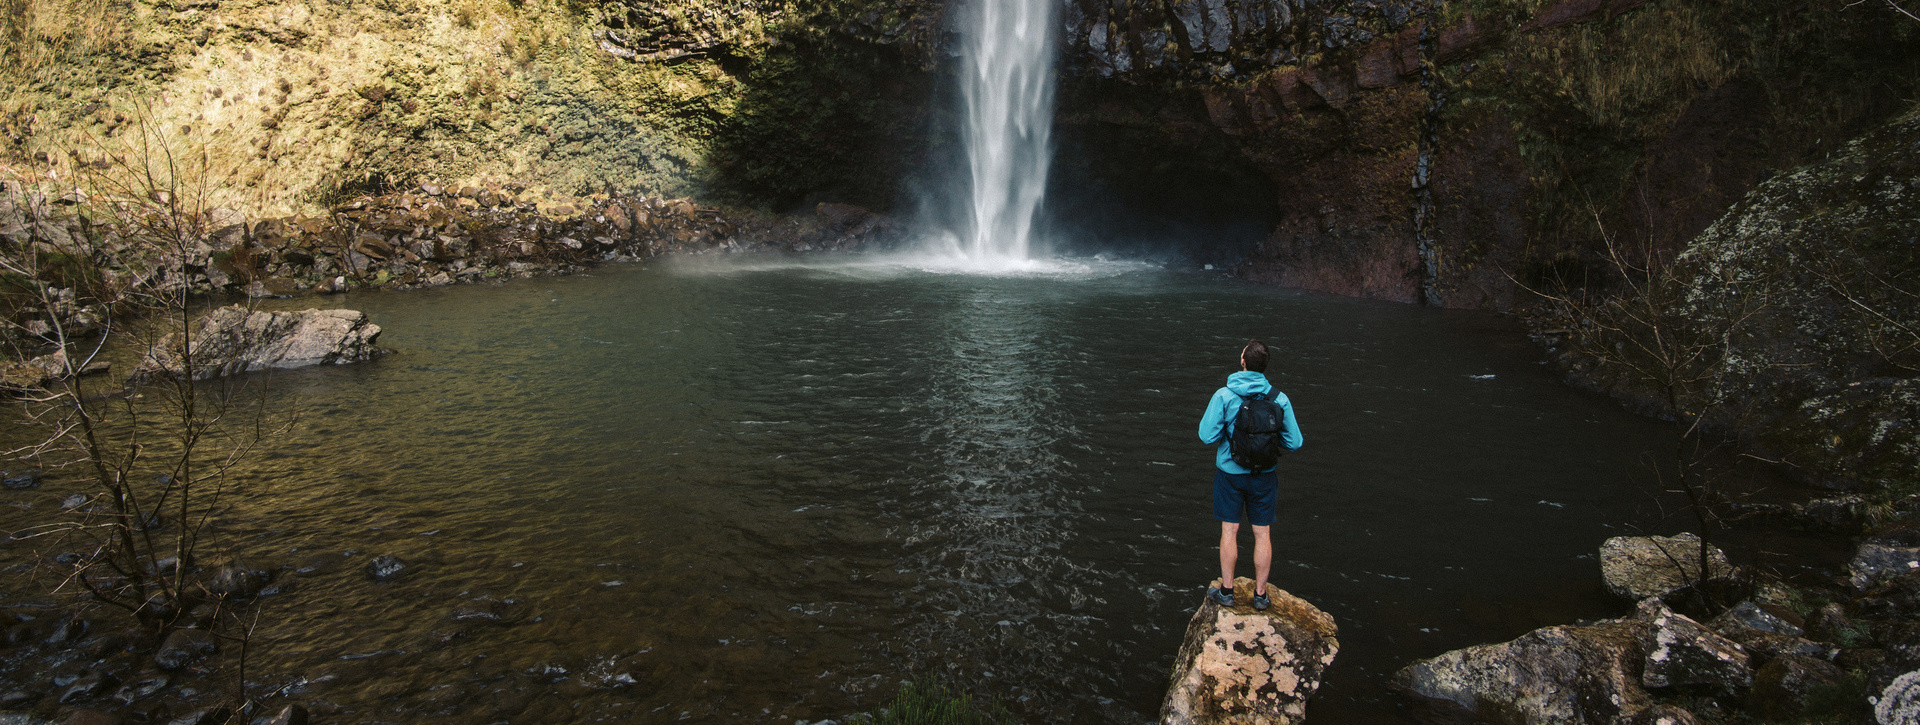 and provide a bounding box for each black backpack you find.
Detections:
[1229,392,1286,471]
